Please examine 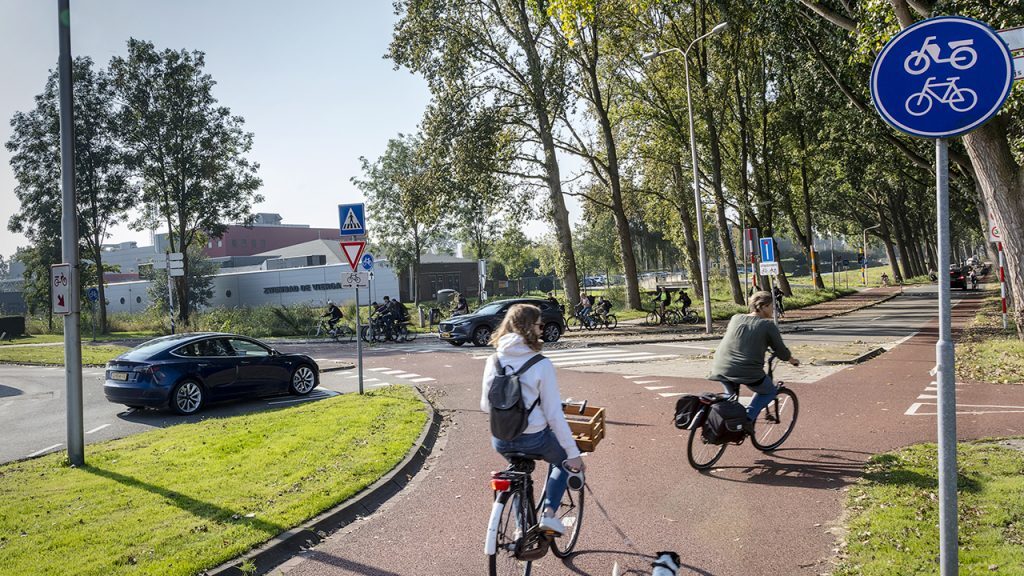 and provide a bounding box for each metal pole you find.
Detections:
[57,0,84,467]
[863,224,881,286]
[831,232,836,292]
[166,252,175,334]
[355,274,364,395]
[768,274,777,325]
[684,48,712,334]
[935,138,958,576]
[998,242,1008,330]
